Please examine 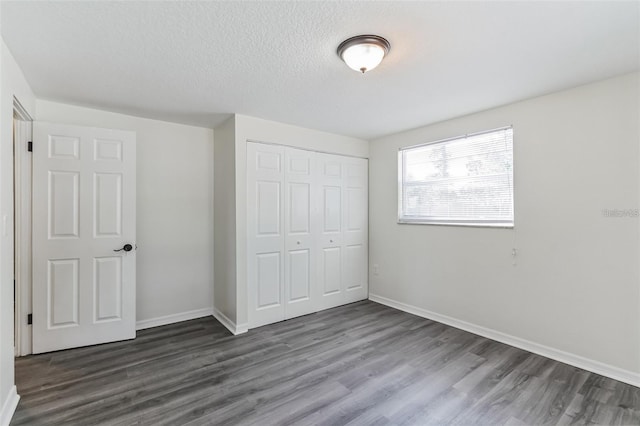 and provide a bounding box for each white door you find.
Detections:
[32,122,136,354]
[317,153,346,310]
[343,157,368,303]
[317,154,369,309]
[247,142,286,327]
[248,142,368,329]
[283,148,317,319]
